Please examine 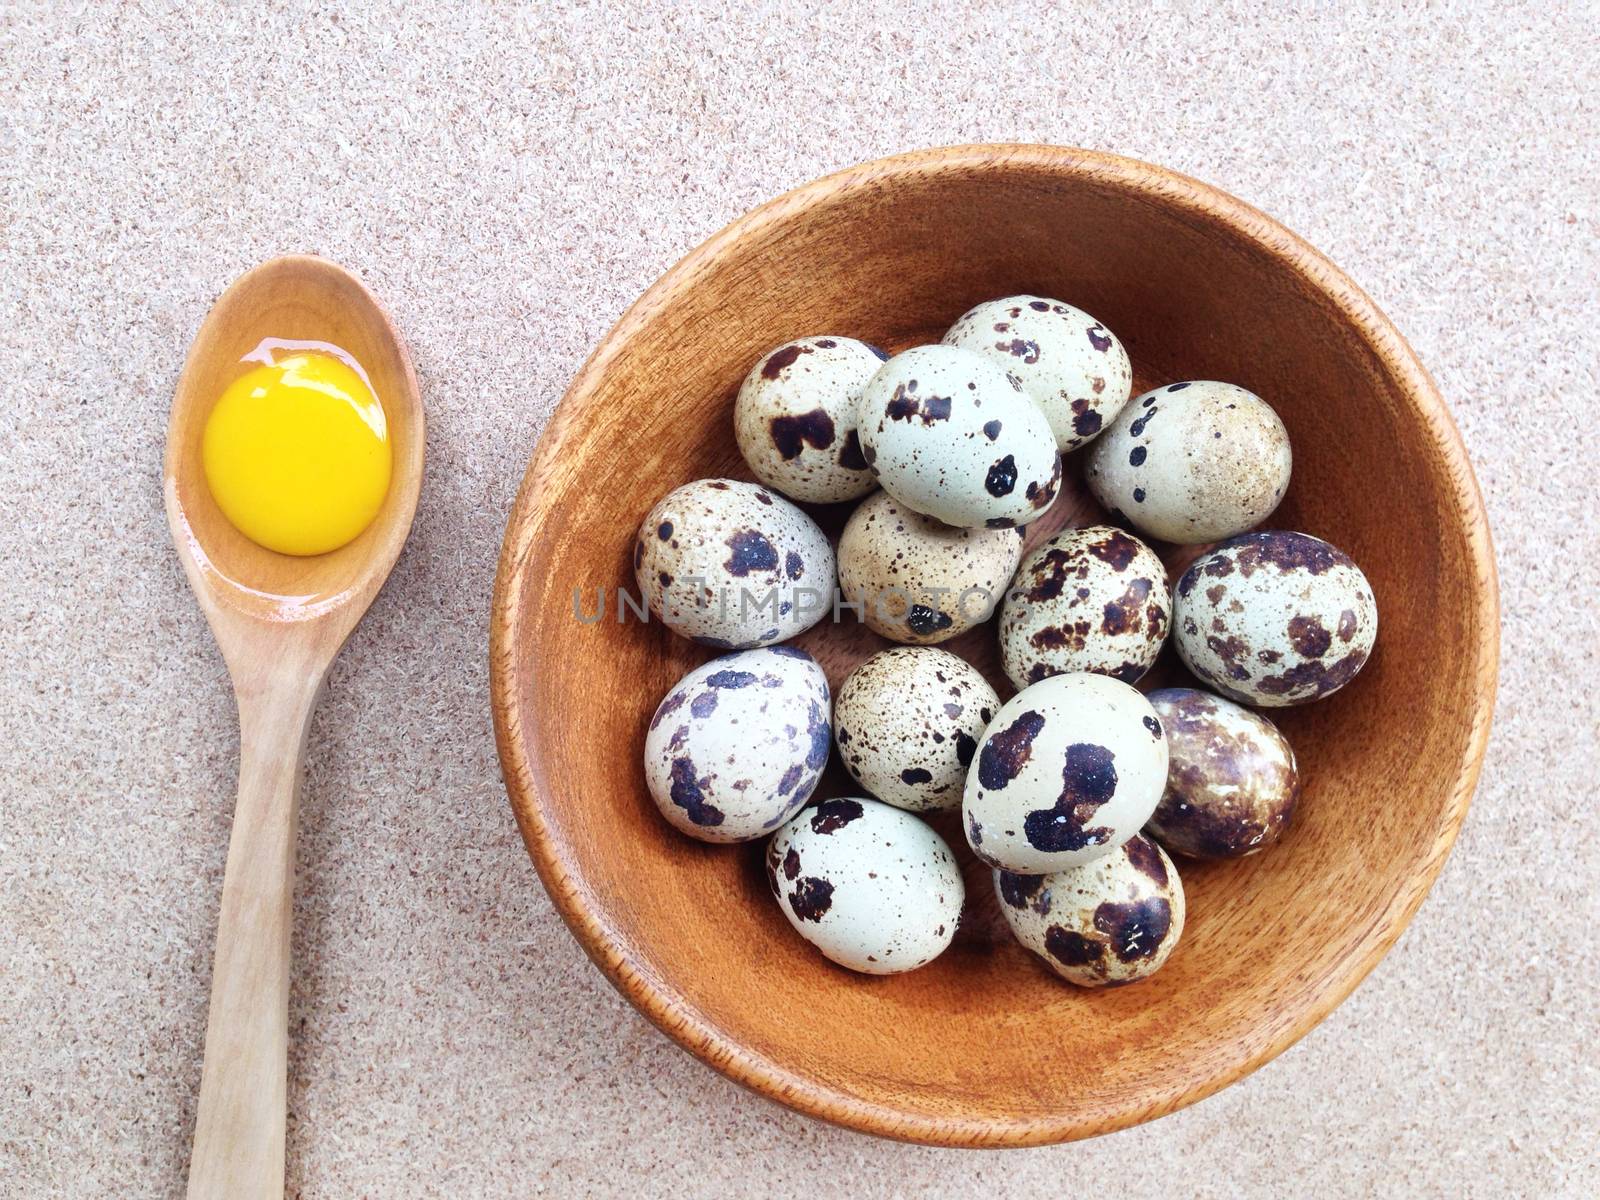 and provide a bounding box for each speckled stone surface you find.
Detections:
[3,3,1597,1196]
